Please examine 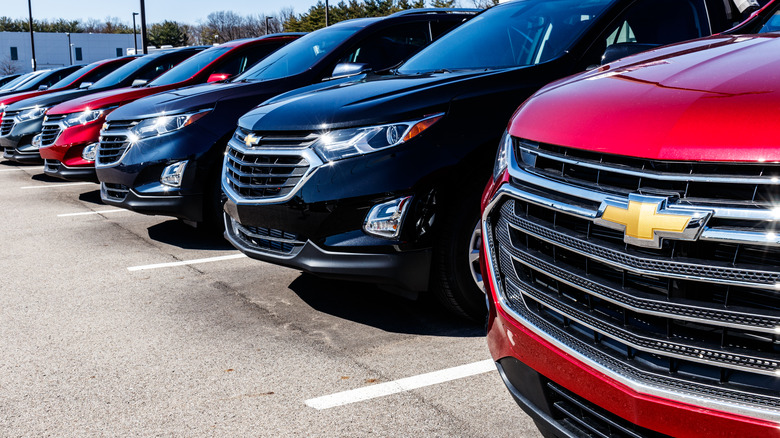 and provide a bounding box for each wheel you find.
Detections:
[431,193,488,321]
